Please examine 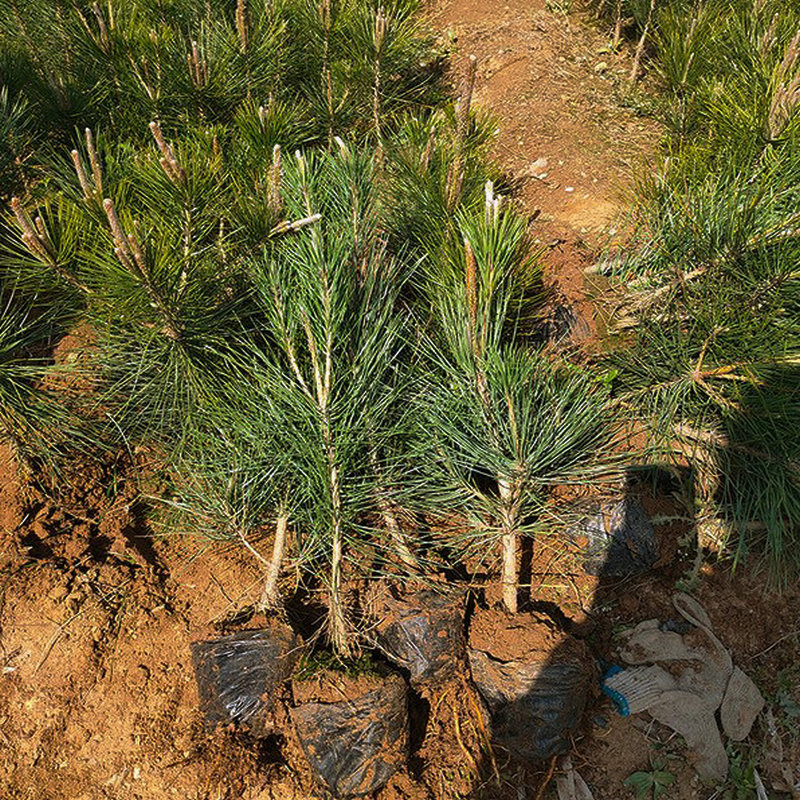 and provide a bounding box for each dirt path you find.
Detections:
[433,0,654,332]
